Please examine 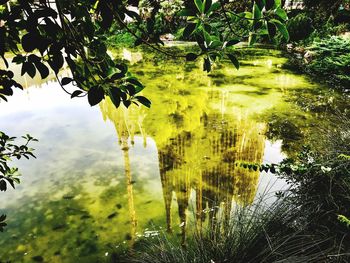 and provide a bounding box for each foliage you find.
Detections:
[0,0,152,108]
[0,132,37,232]
[275,114,350,259]
[287,13,314,42]
[0,0,288,108]
[0,132,37,192]
[303,0,347,23]
[225,1,254,13]
[307,17,349,43]
[178,0,289,71]
[139,0,185,33]
[125,193,336,263]
[106,26,136,49]
[306,36,350,88]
